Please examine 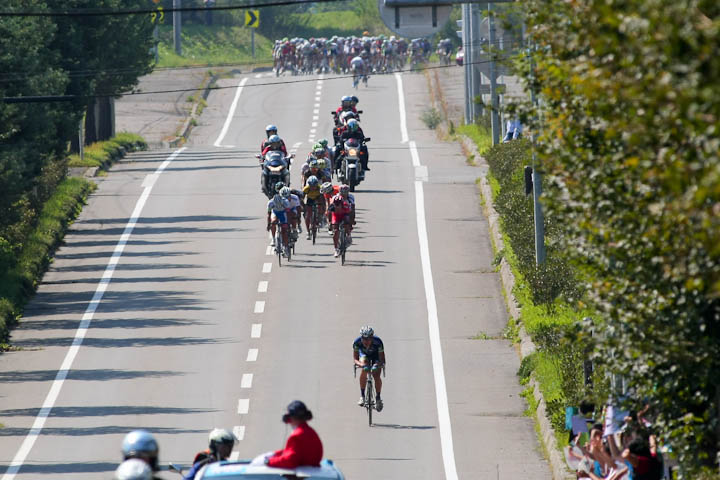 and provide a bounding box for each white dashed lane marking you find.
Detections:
[254,301,265,313]
[233,426,246,441]
[251,324,262,338]
[237,399,250,414]
[262,262,272,273]
[247,349,258,361]
[241,374,253,388]
[258,281,268,293]
[265,246,272,256]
